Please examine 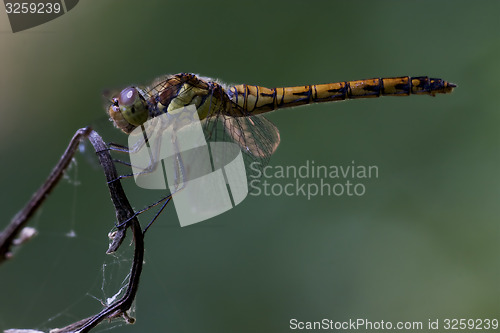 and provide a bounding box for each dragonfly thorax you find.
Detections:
[108,86,149,134]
